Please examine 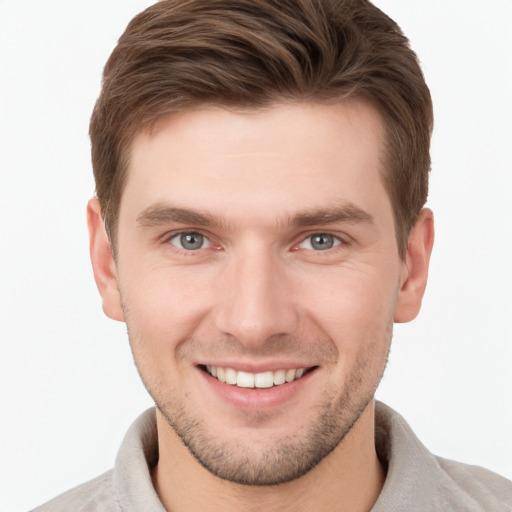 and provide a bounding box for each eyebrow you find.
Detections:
[137,203,227,229]
[289,204,375,228]
[136,202,374,230]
